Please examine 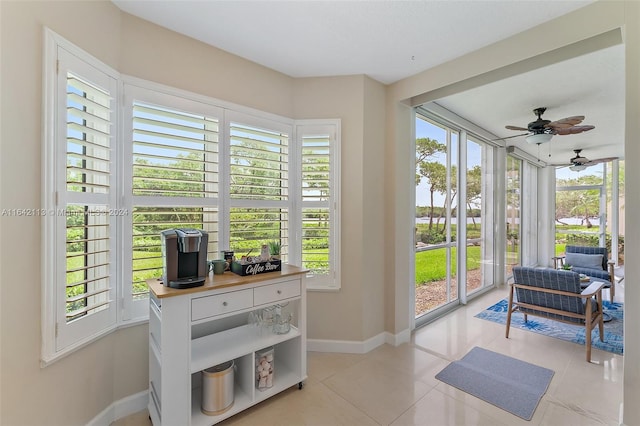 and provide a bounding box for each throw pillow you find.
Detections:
[565,252,603,270]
